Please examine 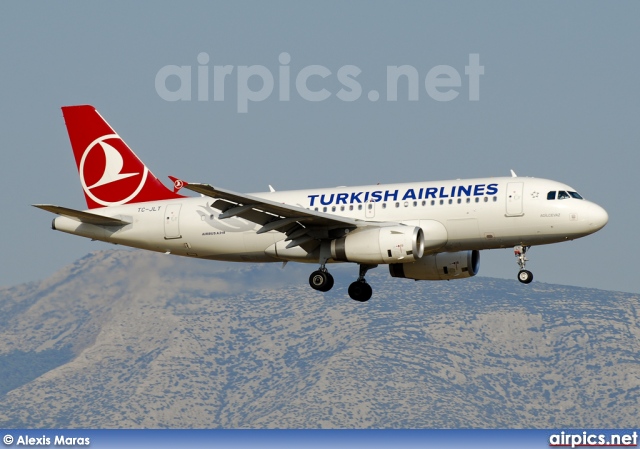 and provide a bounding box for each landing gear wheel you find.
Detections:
[514,246,533,285]
[348,281,372,302]
[518,270,533,284]
[309,270,334,292]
